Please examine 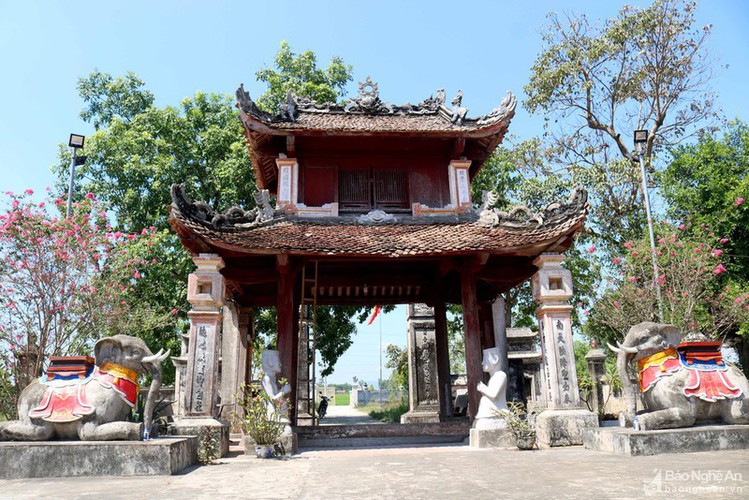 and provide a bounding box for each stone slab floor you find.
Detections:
[1,442,747,499]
